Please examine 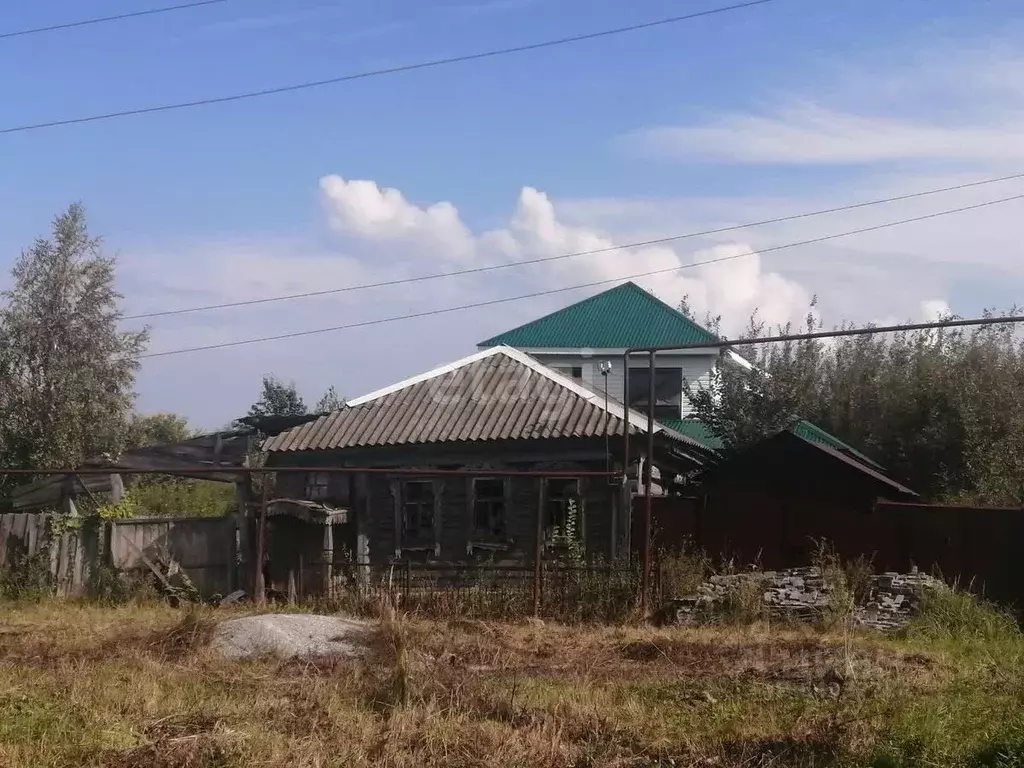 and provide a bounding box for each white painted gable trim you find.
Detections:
[347,345,664,434]
[489,345,722,357]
